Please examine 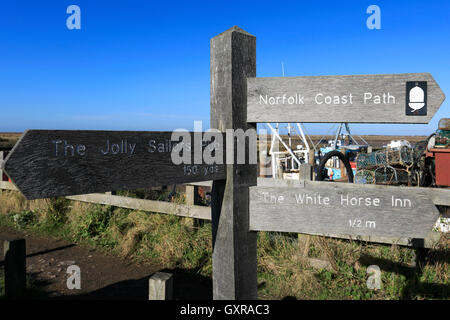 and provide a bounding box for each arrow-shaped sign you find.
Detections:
[2,130,226,199]
[247,73,445,123]
[249,179,440,240]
